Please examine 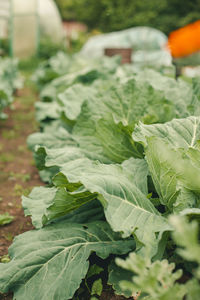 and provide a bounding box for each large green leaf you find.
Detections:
[132,117,200,211]
[22,186,97,229]
[108,260,133,298]
[35,101,61,122]
[30,77,187,166]
[58,84,97,122]
[66,78,177,163]
[27,122,76,152]
[134,69,200,117]
[0,221,135,300]
[53,157,170,254]
[132,116,200,149]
